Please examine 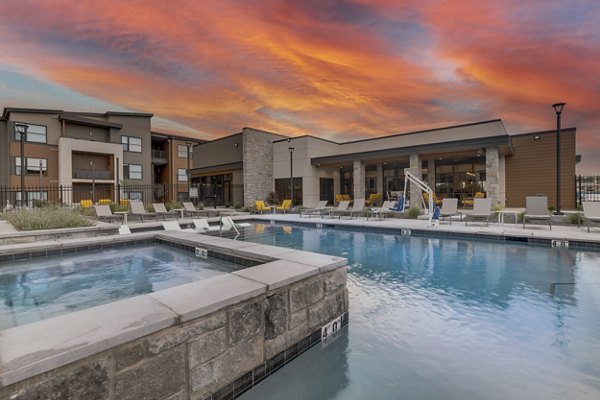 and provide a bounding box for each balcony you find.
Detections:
[73,168,113,180]
[152,149,168,165]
